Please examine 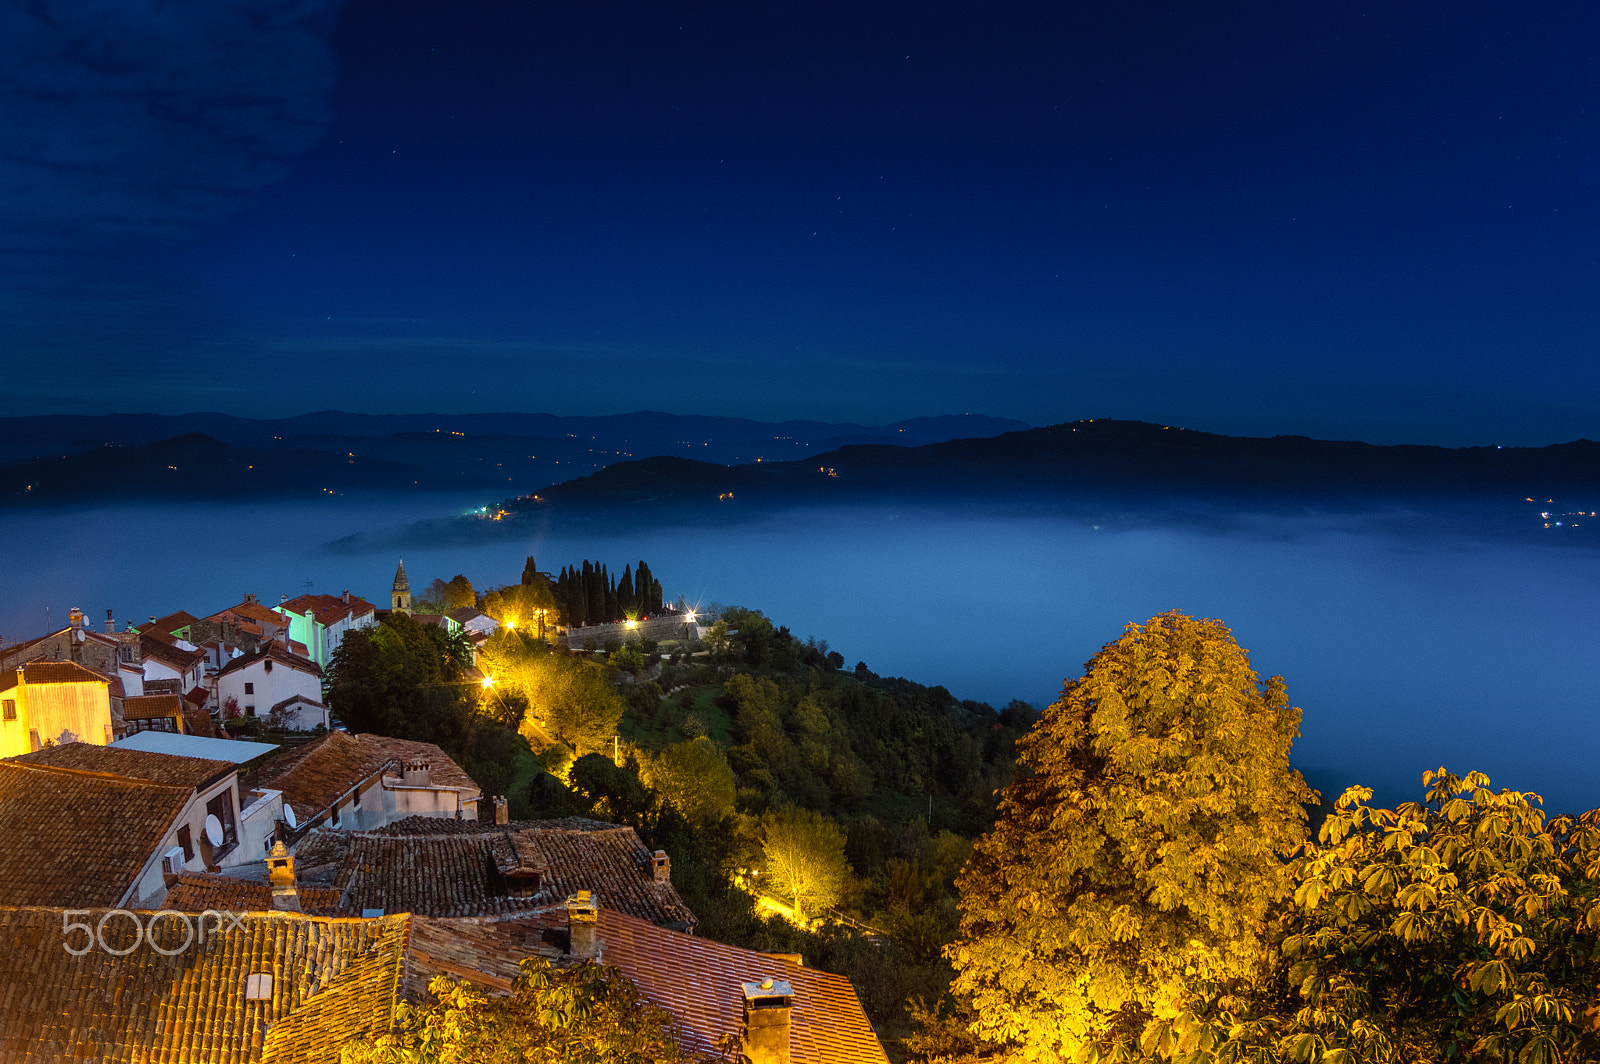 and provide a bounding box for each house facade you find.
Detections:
[216,640,326,728]
[0,662,114,756]
[273,591,378,667]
